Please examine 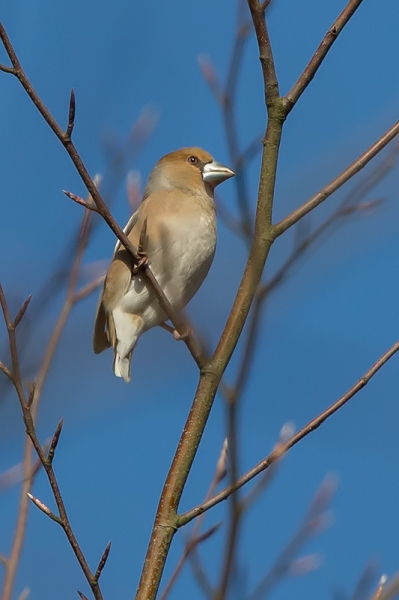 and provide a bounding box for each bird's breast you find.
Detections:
[150,209,216,308]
